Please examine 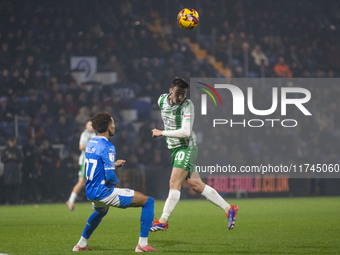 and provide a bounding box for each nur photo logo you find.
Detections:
[195,79,312,128]
[196,82,223,115]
